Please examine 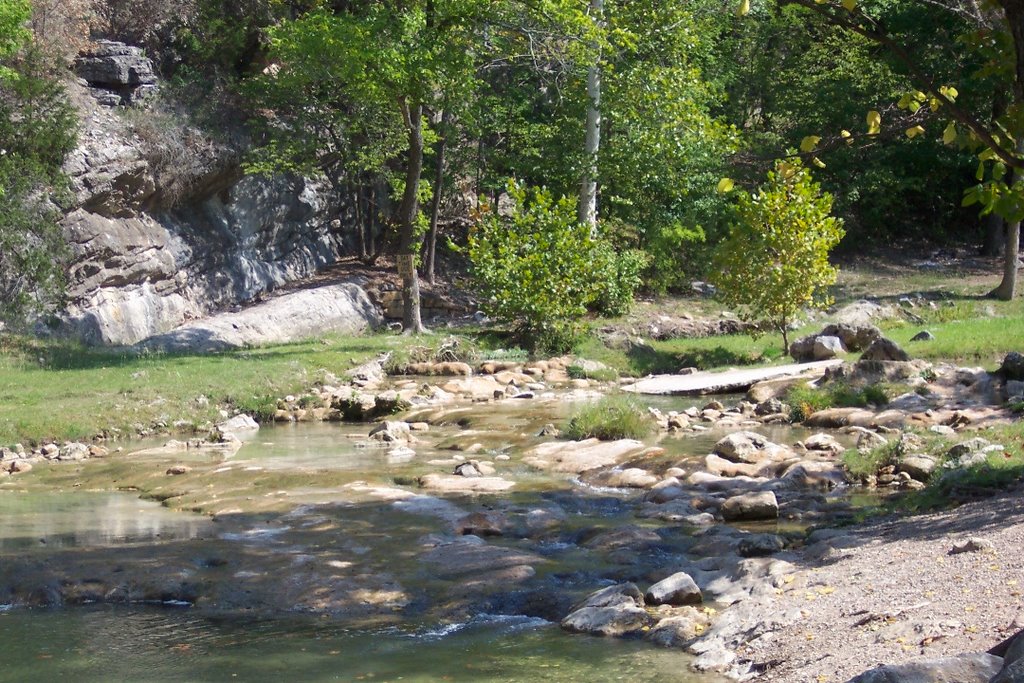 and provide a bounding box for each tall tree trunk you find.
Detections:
[578,0,602,235]
[398,98,426,333]
[353,182,367,260]
[989,138,1024,300]
[424,110,450,286]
